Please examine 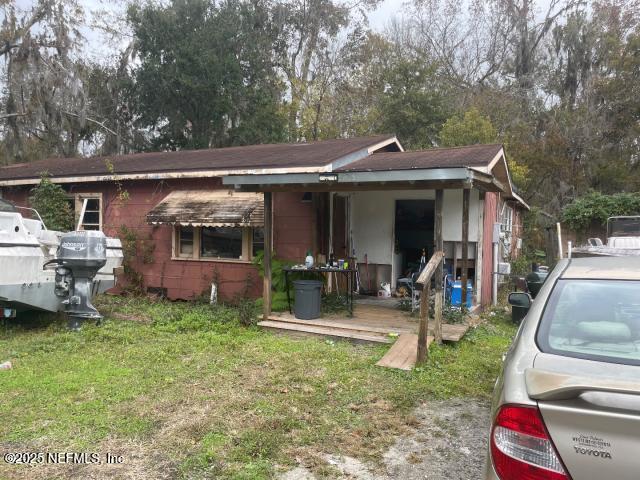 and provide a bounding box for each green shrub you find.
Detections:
[252,251,289,292]
[510,255,532,275]
[562,191,640,232]
[29,173,74,231]
[255,291,289,312]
